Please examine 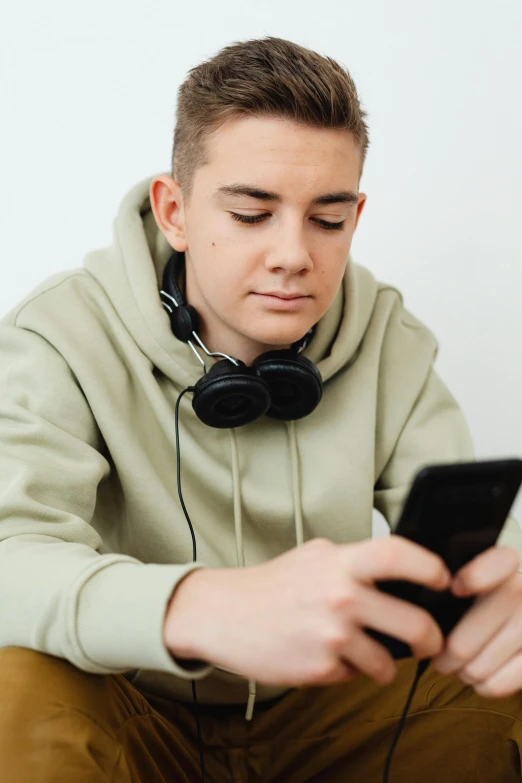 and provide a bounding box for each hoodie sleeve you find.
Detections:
[0,321,213,678]
[373,329,522,572]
